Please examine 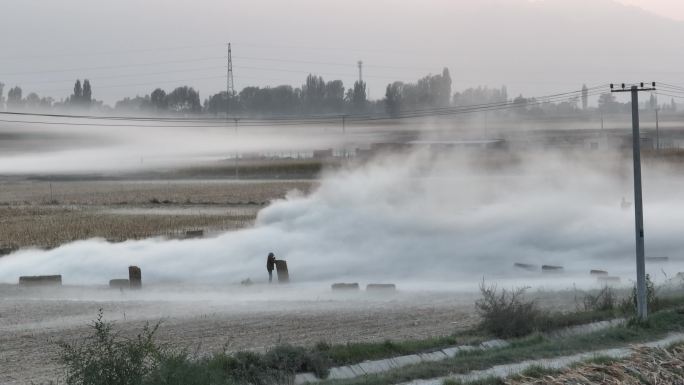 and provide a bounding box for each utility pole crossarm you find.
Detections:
[610,82,656,93]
